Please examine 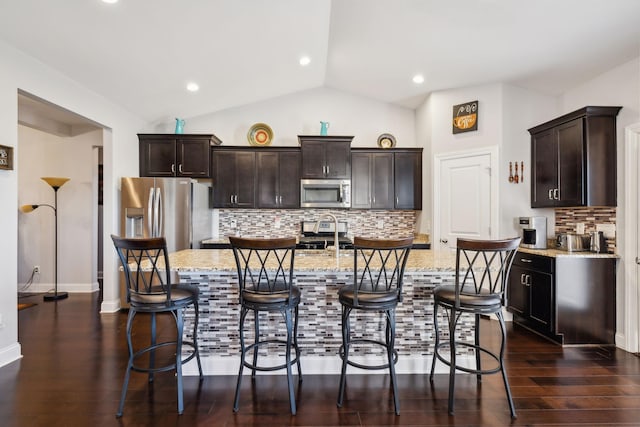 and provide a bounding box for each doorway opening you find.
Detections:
[17,90,105,305]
